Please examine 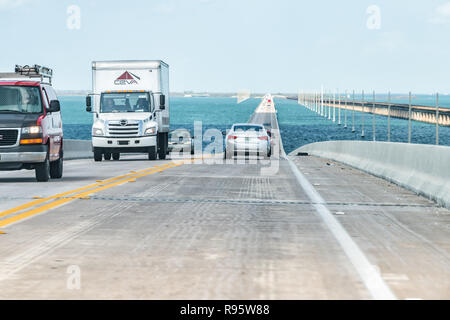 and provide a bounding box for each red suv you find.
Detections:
[0,65,63,182]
